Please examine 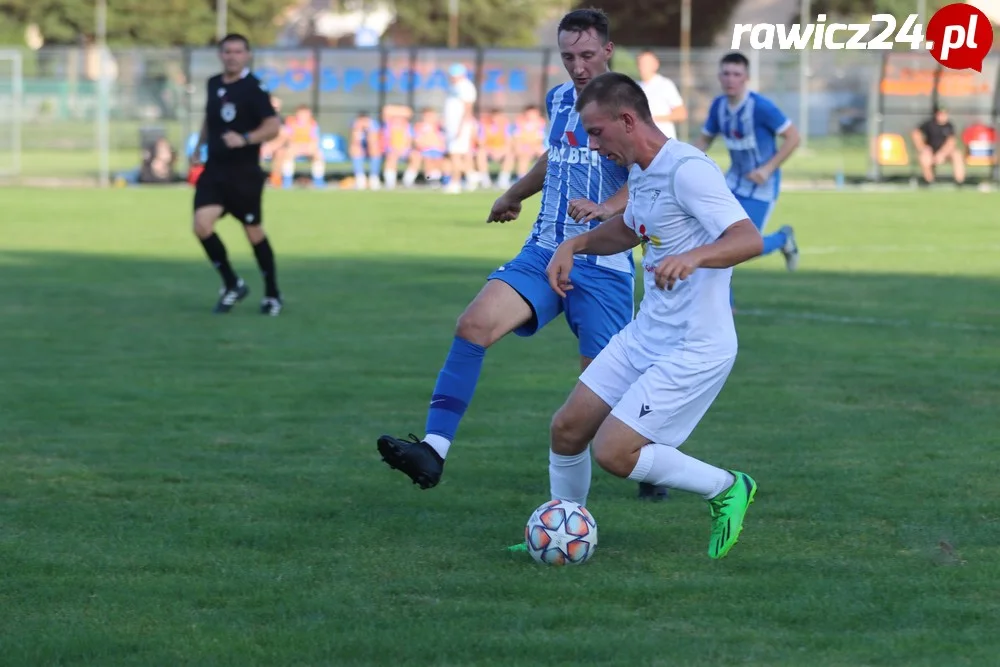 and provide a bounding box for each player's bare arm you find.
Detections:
[666,105,688,123]
[222,115,281,149]
[568,182,629,223]
[748,124,800,185]
[546,216,640,298]
[487,153,548,223]
[654,218,762,290]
